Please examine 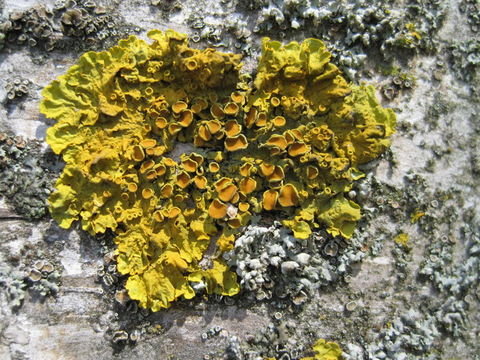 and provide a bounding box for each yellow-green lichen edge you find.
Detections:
[300,338,343,360]
[41,30,396,311]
